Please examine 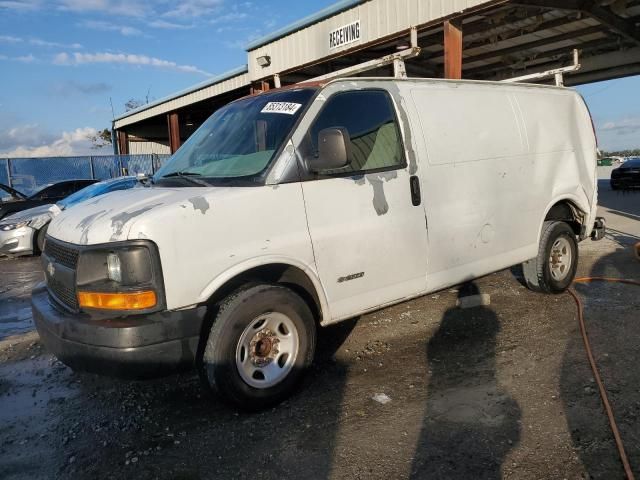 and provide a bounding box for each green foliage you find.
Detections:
[88,128,112,149]
[601,149,640,157]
